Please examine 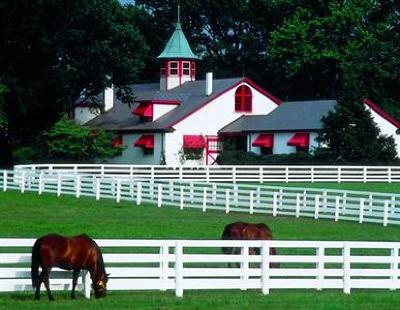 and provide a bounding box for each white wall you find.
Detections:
[249,132,319,155]
[153,104,177,121]
[365,105,400,157]
[107,133,164,165]
[74,107,100,125]
[165,82,278,165]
